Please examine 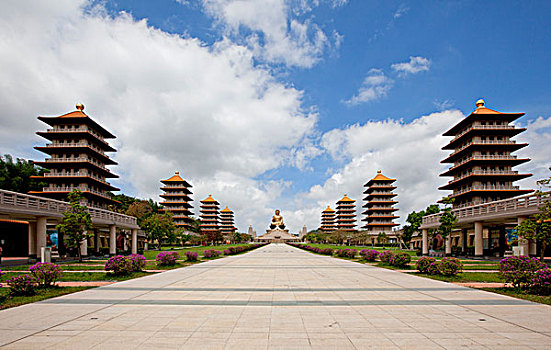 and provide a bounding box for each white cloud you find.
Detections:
[393,4,409,19]
[343,69,393,106]
[304,110,463,228]
[0,0,317,232]
[200,0,342,68]
[391,56,431,76]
